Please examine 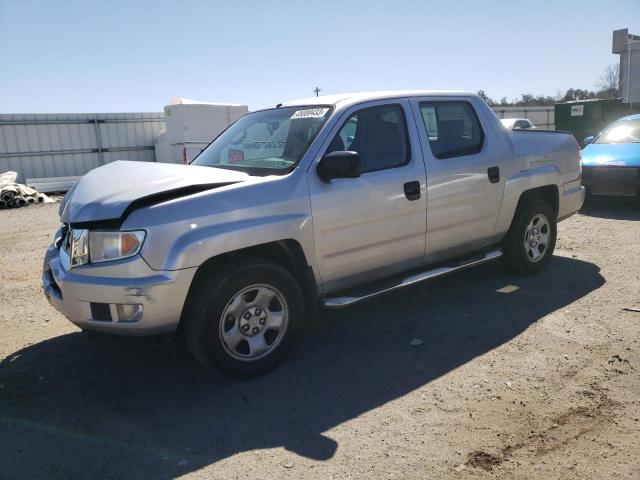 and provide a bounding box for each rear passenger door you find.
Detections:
[409,98,503,263]
[308,99,427,293]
